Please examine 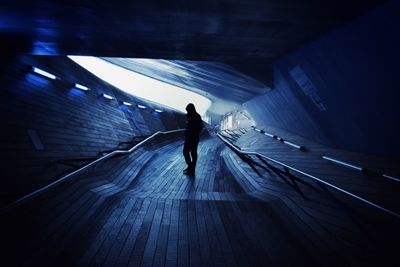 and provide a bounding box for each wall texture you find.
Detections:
[243,0,400,156]
[0,55,186,202]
